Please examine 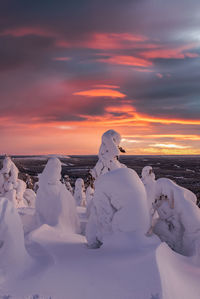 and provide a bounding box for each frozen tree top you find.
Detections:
[90,129,126,180]
[141,166,155,182]
[40,157,62,185]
